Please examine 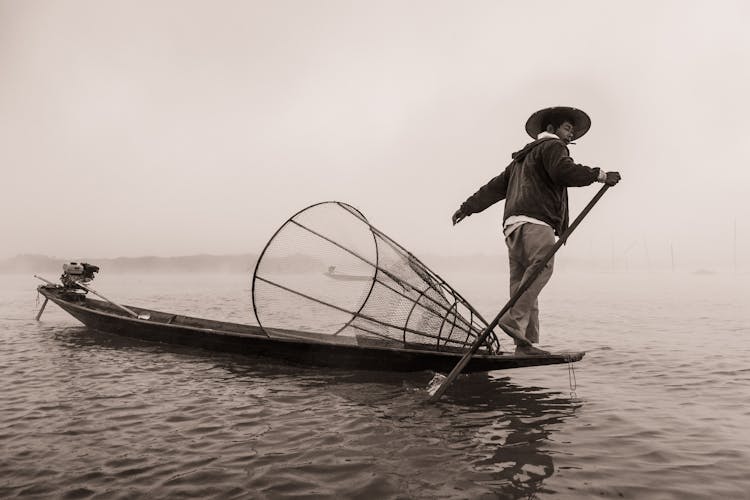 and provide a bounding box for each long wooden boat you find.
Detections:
[37,284,584,373]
